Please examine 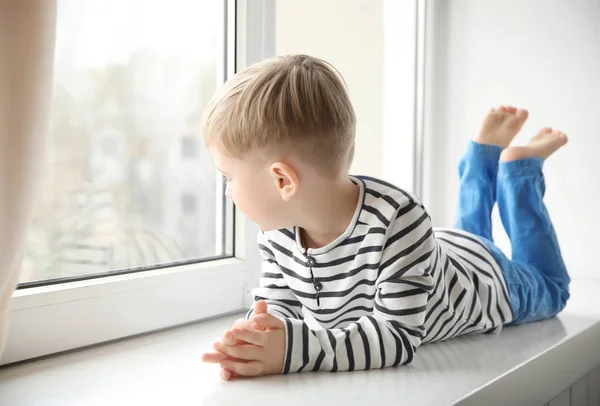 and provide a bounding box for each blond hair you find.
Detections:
[202,54,356,175]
